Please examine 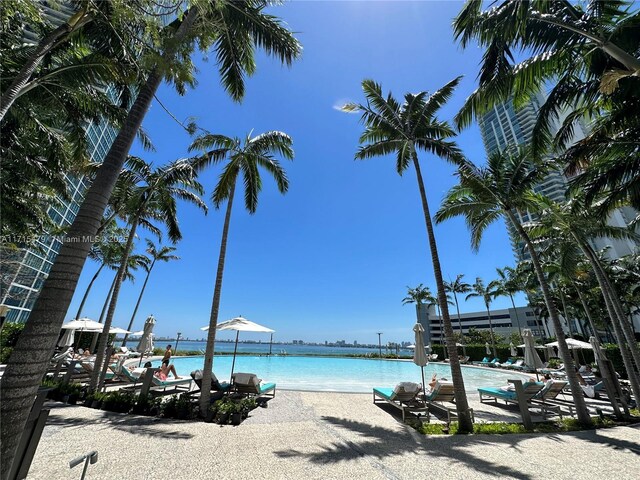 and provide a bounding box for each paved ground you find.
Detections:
[27,391,640,480]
